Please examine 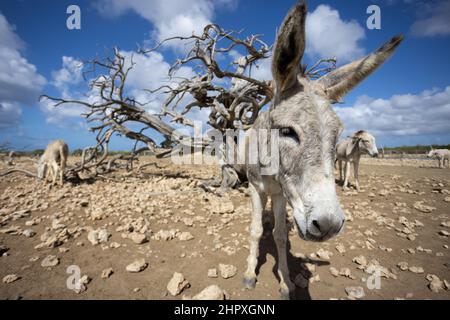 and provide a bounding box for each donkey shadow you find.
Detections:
[254,211,330,300]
